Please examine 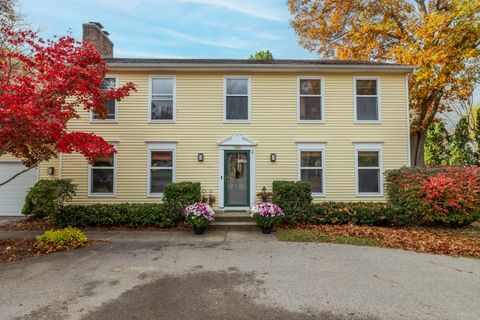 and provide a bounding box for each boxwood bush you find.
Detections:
[163,182,201,218]
[272,181,312,223]
[35,227,87,252]
[309,202,399,226]
[53,203,176,228]
[385,166,480,226]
